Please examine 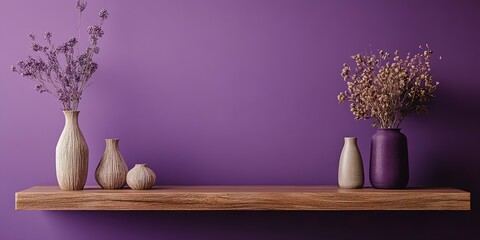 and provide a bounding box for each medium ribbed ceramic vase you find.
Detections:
[370,128,409,189]
[56,111,89,191]
[127,164,156,190]
[95,139,128,189]
[338,137,364,189]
